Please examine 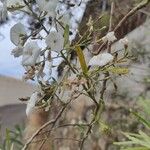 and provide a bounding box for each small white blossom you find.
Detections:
[11,46,23,57]
[119,37,129,46]
[0,0,7,22]
[102,31,117,43]
[22,41,41,66]
[56,4,70,26]
[45,30,64,52]
[10,23,26,46]
[36,0,58,18]
[88,53,114,67]
[57,13,70,27]
[26,92,39,116]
